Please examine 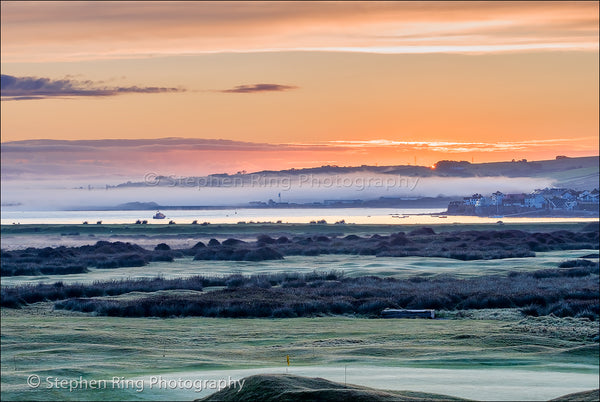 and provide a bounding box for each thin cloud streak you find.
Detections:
[325,138,599,153]
[219,83,298,94]
[0,75,184,100]
[1,2,597,62]
[3,137,593,154]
